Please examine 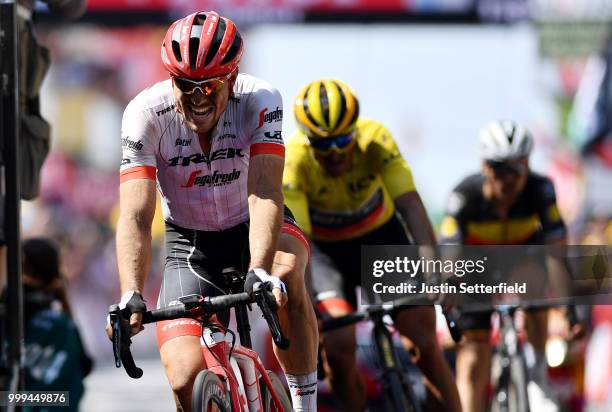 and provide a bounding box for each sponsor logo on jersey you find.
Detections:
[223,120,232,127]
[347,174,376,194]
[175,138,192,147]
[121,138,144,151]
[263,131,282,141]
[121,158,131,165]
[181,169,241,188]
[258,106,283,128]
[168,147,244,167]
[381,150,400,165]
[218,133,237,140]
[155,104,175,117]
